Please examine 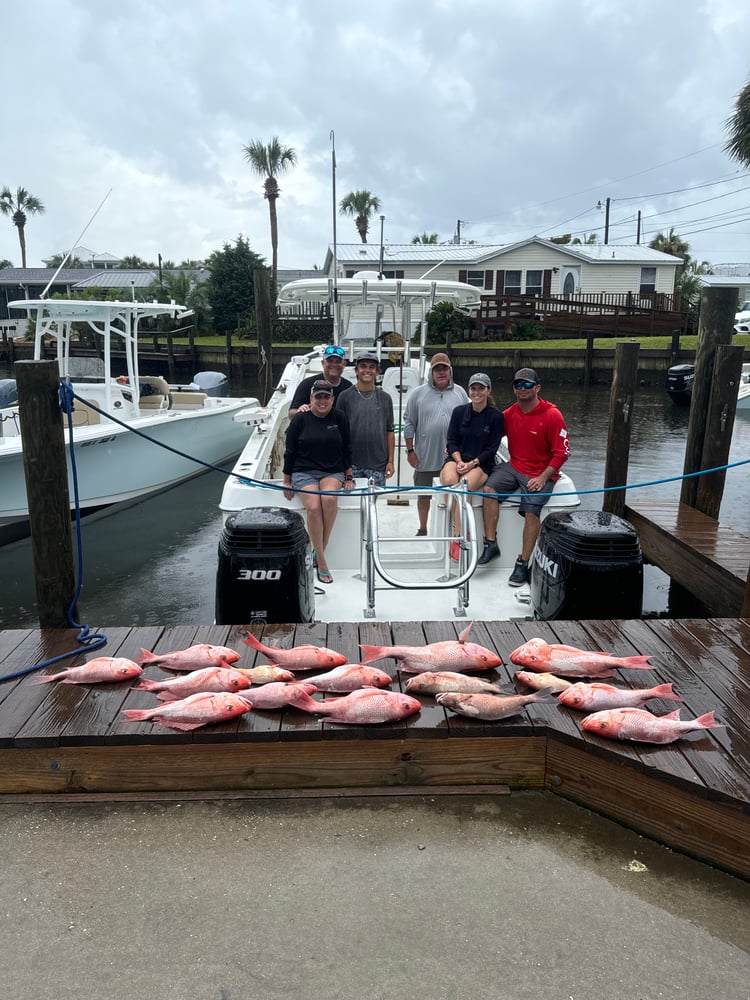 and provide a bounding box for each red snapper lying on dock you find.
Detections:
[360,624,501,674]
[581,707,723,744]
[137,644,240,671]
[436,690,554,720]
[122,692,252,731]
[510,638,653,677]
[36,657,142,685]
[134,666,251,701]
[243,632,347,670]
[558,681,682,712]
[301,688,422,725]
